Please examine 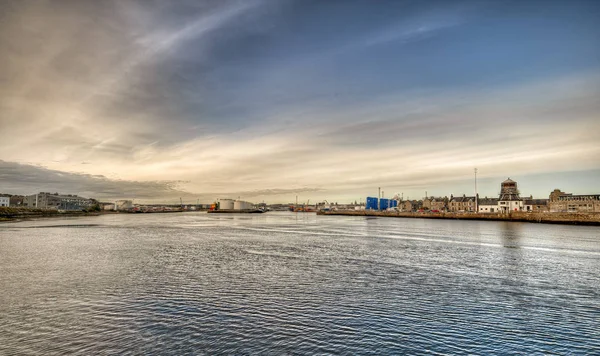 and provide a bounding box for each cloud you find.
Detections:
[362,20,461,48]
[1,1,599,203]
[0,160,324,203]
[0,160,192,201]
[1,72,599,202]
